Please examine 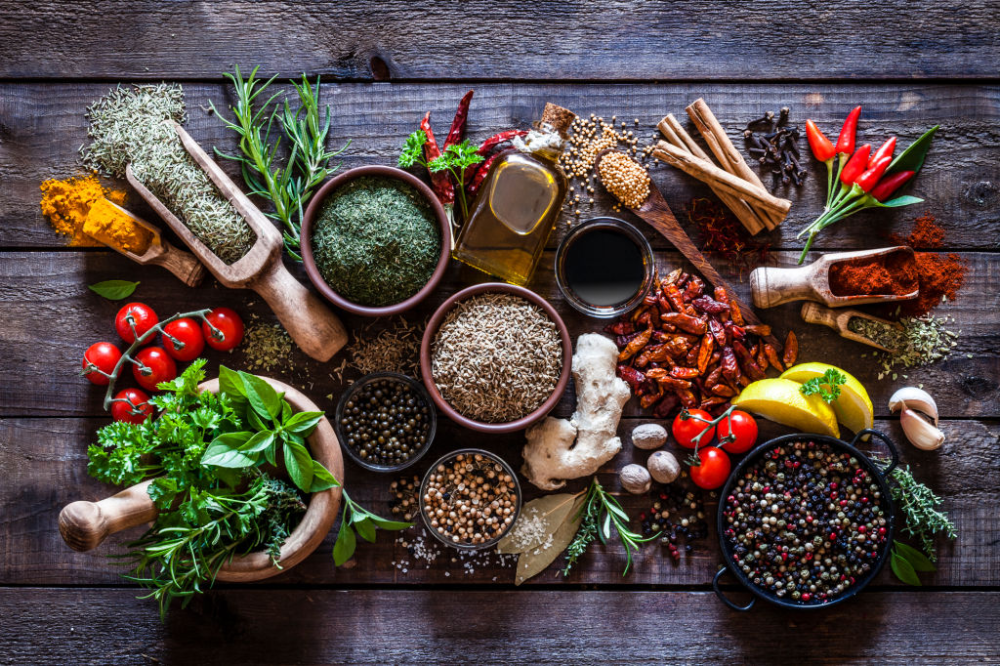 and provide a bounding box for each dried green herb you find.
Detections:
[850,314,958,379]
[311,176,440,307]
[563,477,655,576]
